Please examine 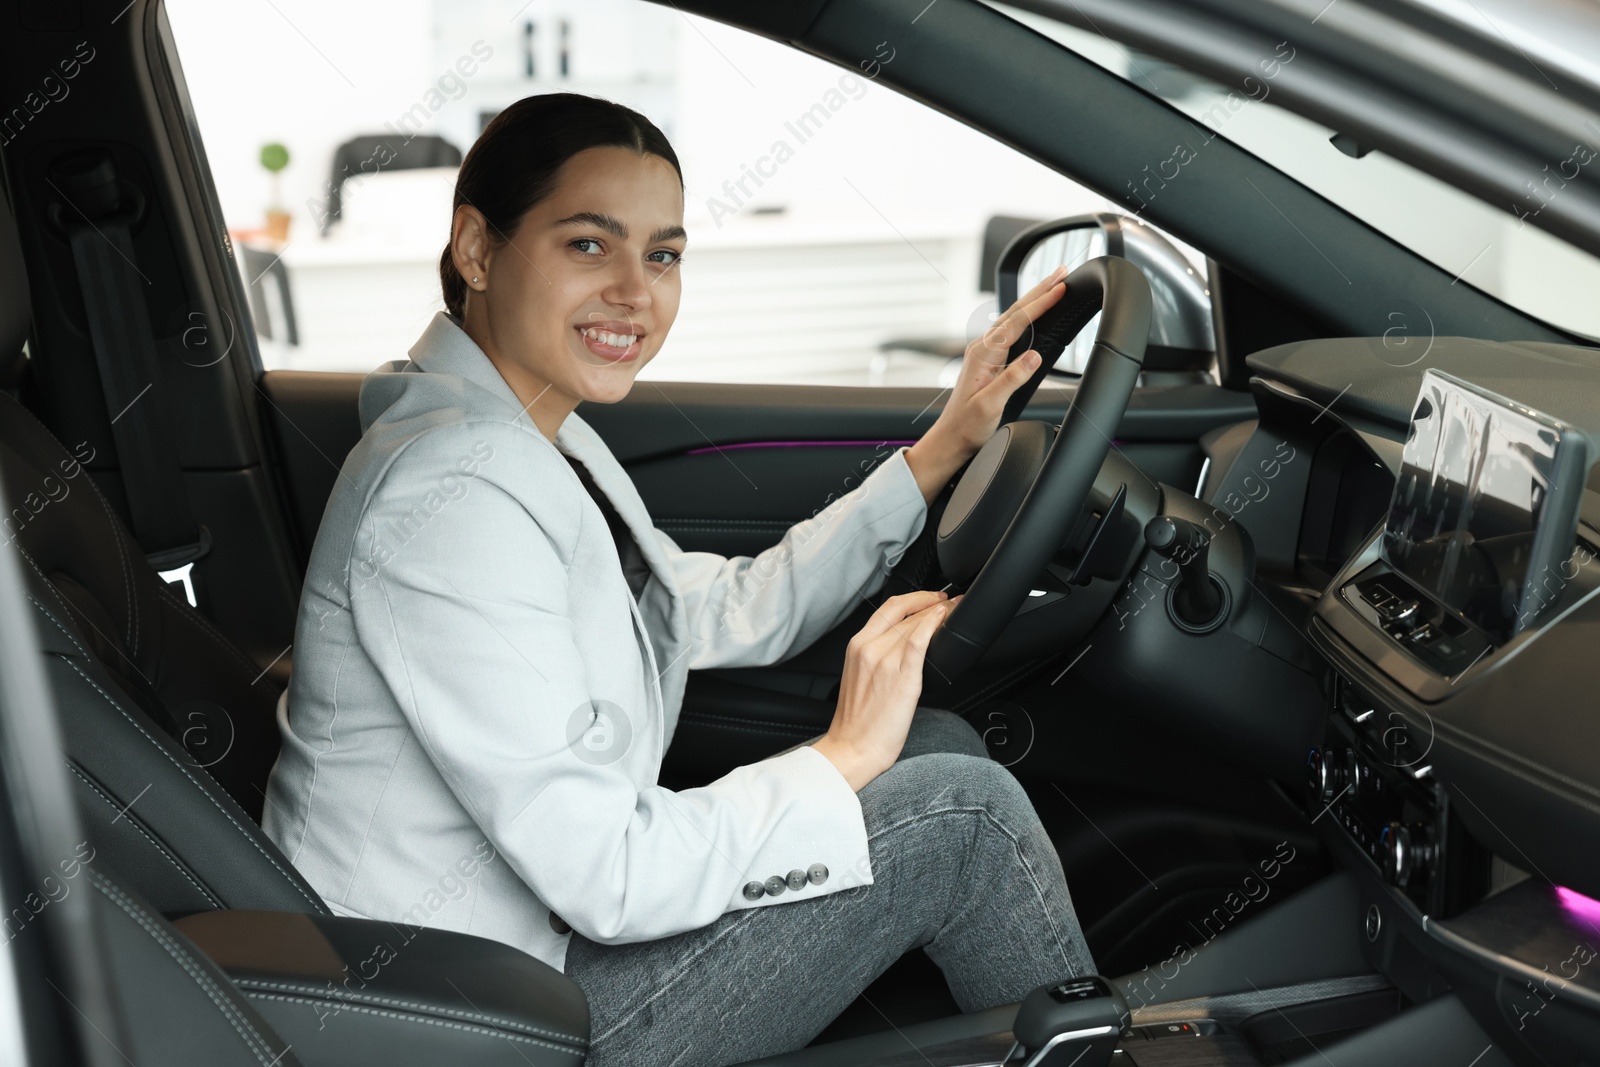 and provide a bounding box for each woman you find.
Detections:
[264,93,1095,1066]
